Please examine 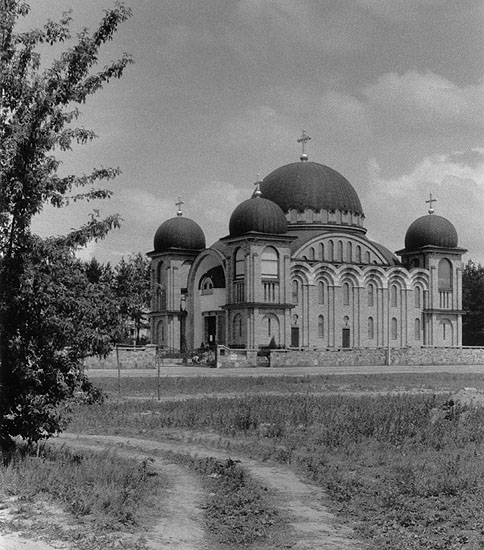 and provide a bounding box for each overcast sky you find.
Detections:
[28,0,484,265]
